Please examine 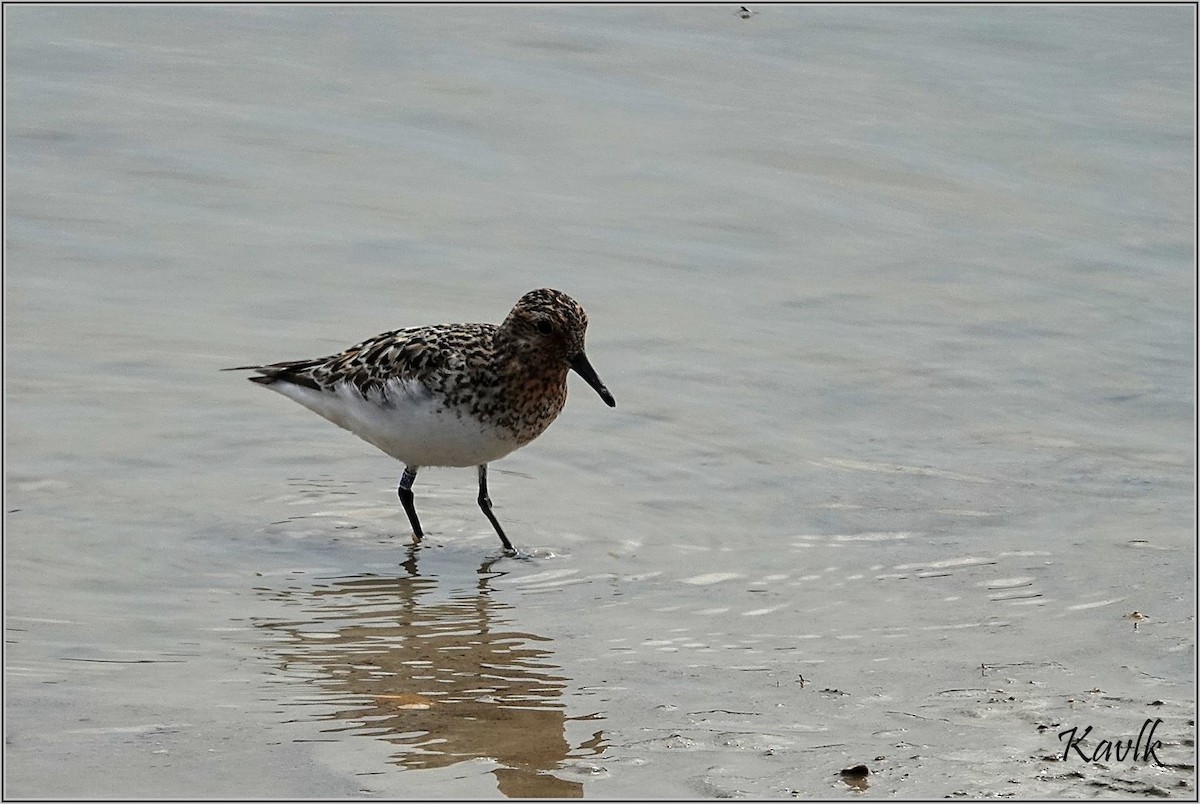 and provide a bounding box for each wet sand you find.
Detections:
[4,4,1195,799]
